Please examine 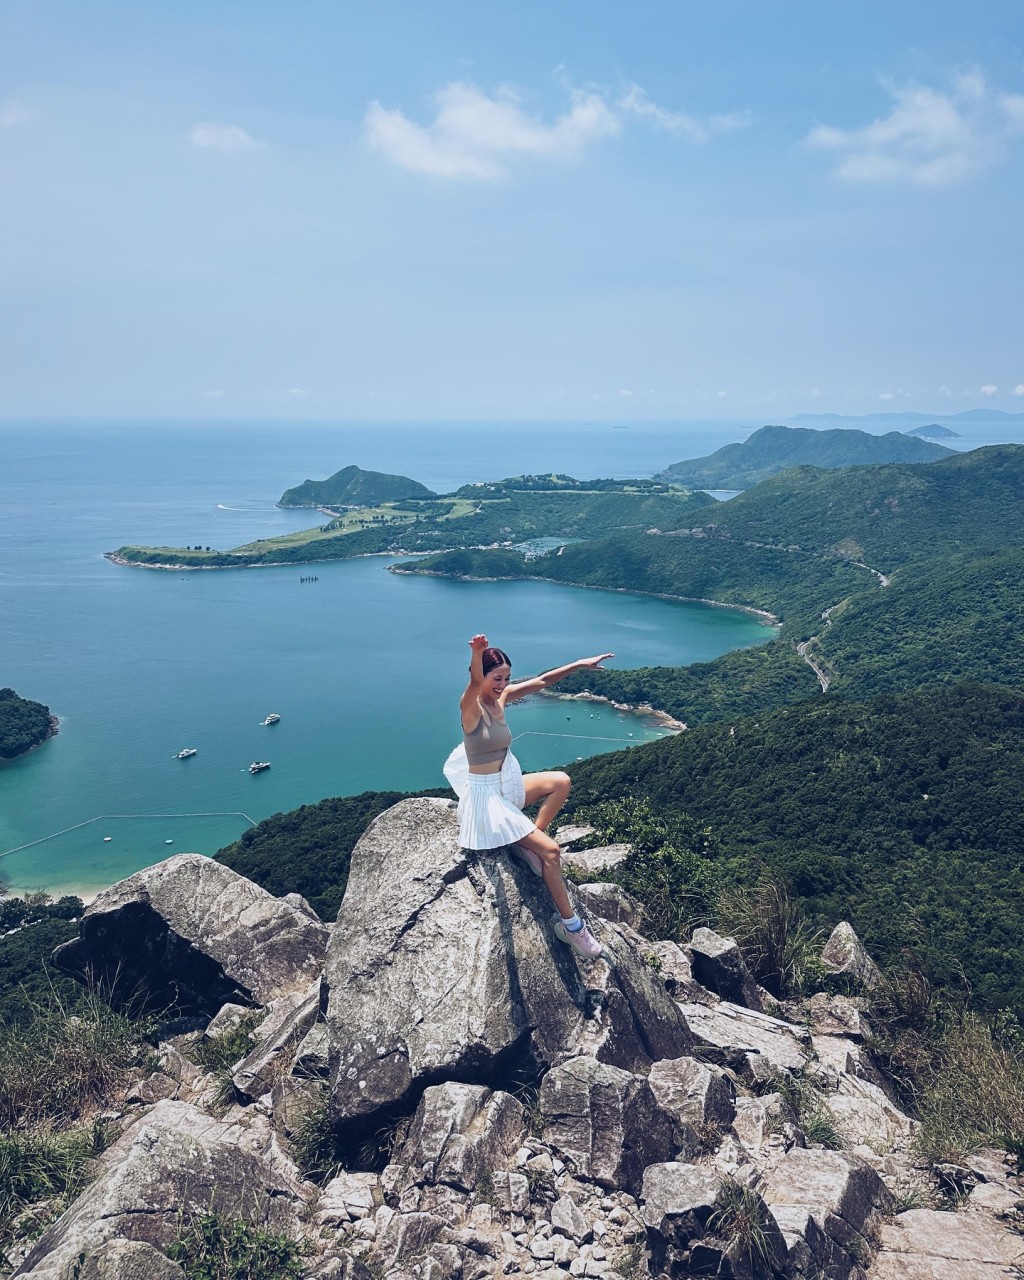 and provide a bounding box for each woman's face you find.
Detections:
[483,663,511,699]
